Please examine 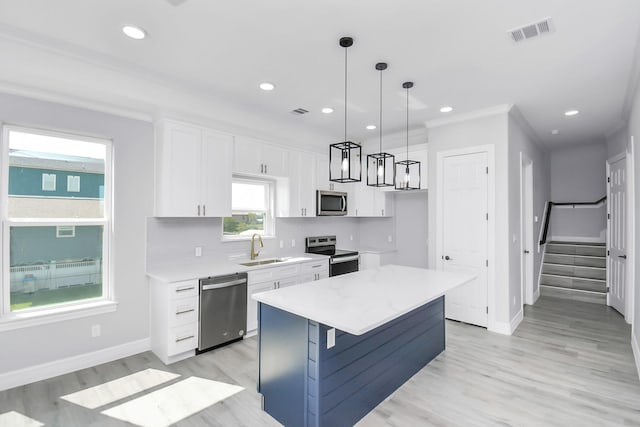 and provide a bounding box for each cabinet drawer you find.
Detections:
[168,323,198,356]
[248,264,300,284]
[169,296,199,327]
[300,260,329,274]
[169,280,198,299]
